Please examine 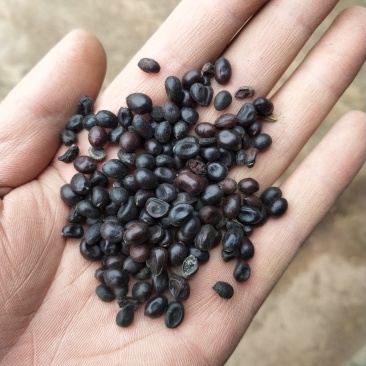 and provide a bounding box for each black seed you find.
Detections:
[149,247,168,276]
[58,144,79,163]
[152,269,169,293]
[116,306,134,327]
[206,162,228,181]
[95,110,118,129]
[70,173,90,195]
[132,114,154,139]
[217,129,242,151]
[100,221,124,243]
[253,97,274,116]
[252,133,272,150]
[95,284,115,302]
[85,223,102,245]
[165,76,184,105]
[237,205,262,225]
[260,187,282,205]
[168,203,194,226]
[188,247,210,263]
[61,224,84,238]
[123,222,150,246]
[222,228,243,253]
[165,301,185,328]
[103,268,130,288]
[267,197,288,217]
[150,105,165,122]
[163,101,180,123]
[214,57,231,85]
[180,107,199,125]
[233,260,251,282]
[135,153,156,169]
[190,83,213,106]
[201,62,214,76]
[82,114,98,130]
[194,224,216,251]
[76,200,102,219]
[155,121,172,143]
[66,114,83,132]
[240,237,255,260]
[78,95,93,116]
[126,93,153,114]
[117,296,139,310]
[212,281,234,299]
[214,90,232,111]
[182,69,202,89]
[79,239,103,261]
[61,128,77,146]
[144,294,168,318]
[88,147,106,161]
[245,147,258,168]
[132,281,153,303]
[60,184,83,206]
[138,57,160,73]
[237,103,257,128]
[90,170,109,188]
[102,159,129,180]
[118,196,139,224]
